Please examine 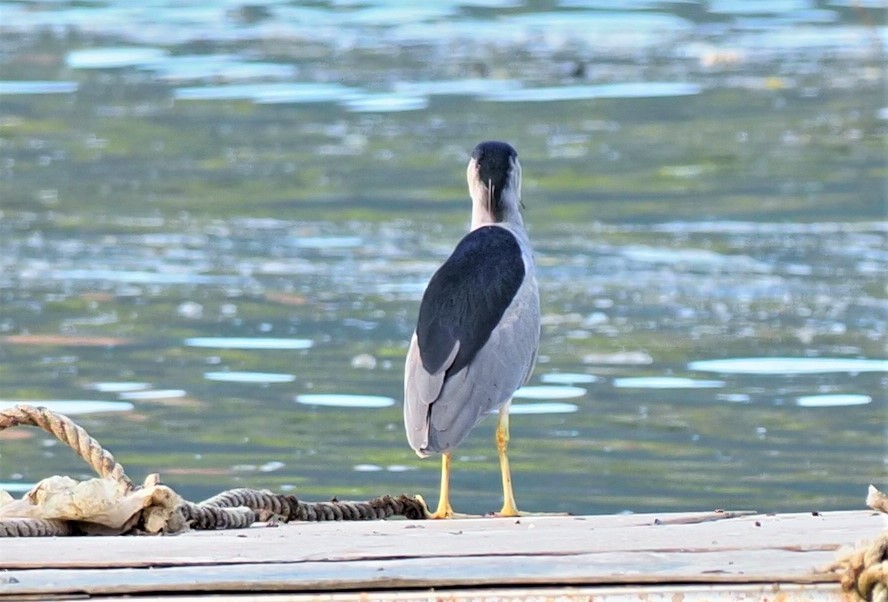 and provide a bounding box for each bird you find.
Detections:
[404,140,540,519]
